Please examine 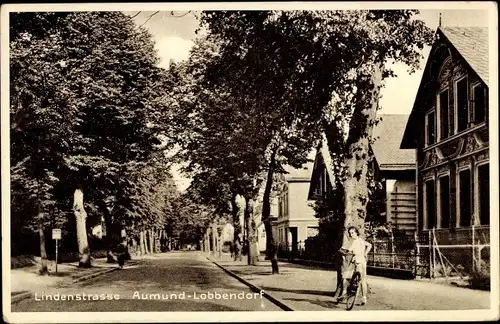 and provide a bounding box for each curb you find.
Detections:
[206,256,294,311]
[70,267,120,284]
[70,259,145,284]
[11,260,145,304]
[11,292,32,304]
